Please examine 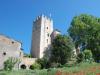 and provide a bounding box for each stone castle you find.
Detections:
[0,15,60,69]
